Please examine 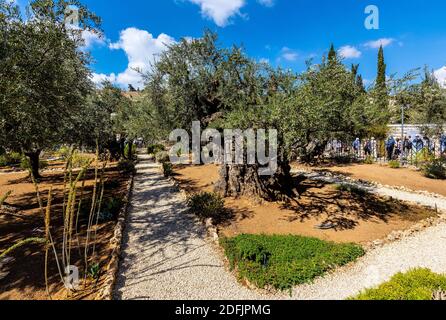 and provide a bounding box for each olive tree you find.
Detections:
[0,0,100,177]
